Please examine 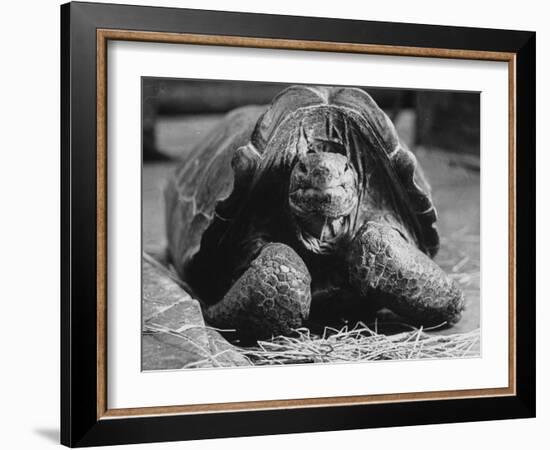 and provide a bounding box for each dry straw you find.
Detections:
[145,321,480,367]
[240,323,480,366]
